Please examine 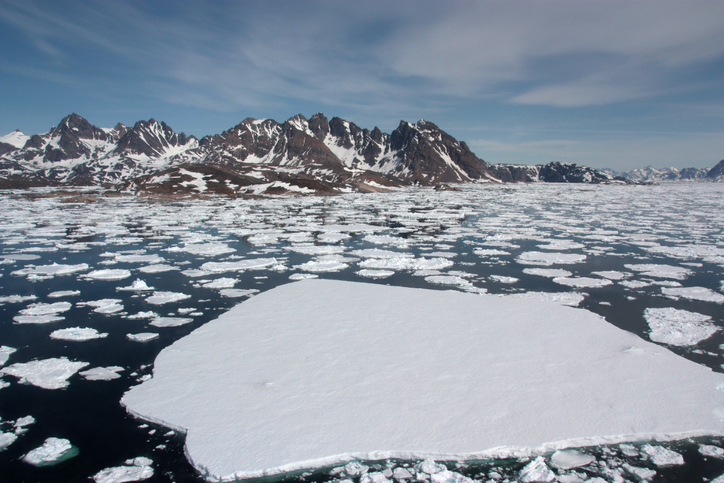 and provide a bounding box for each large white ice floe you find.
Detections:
[122,279,724,481]
[1,357,89,389]
[22,437,78,466]
[644,307,718,346]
